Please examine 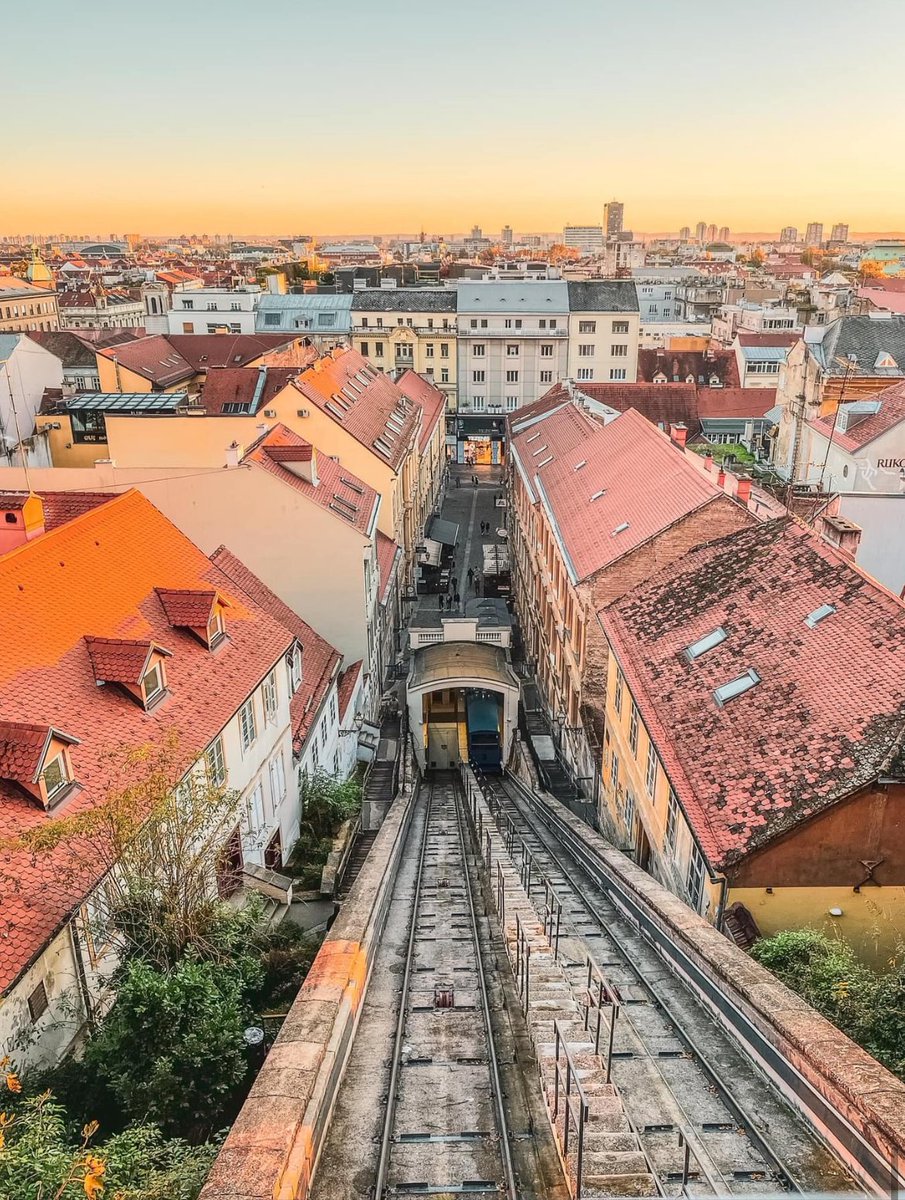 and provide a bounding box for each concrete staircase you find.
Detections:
[464,772,658,1198]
